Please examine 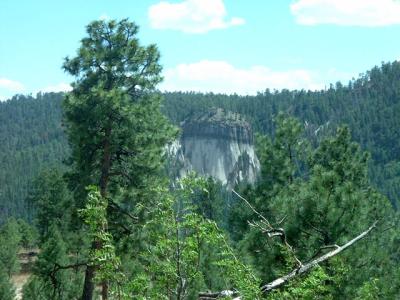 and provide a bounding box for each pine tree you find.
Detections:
[62,18,176,299]
[0,268,15,300]
[28,169,72,242]
[17,218,38,249]
[230,116,399,298]
[22,276,47,300]
[0,218,21,277]
[31,225,82,299]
